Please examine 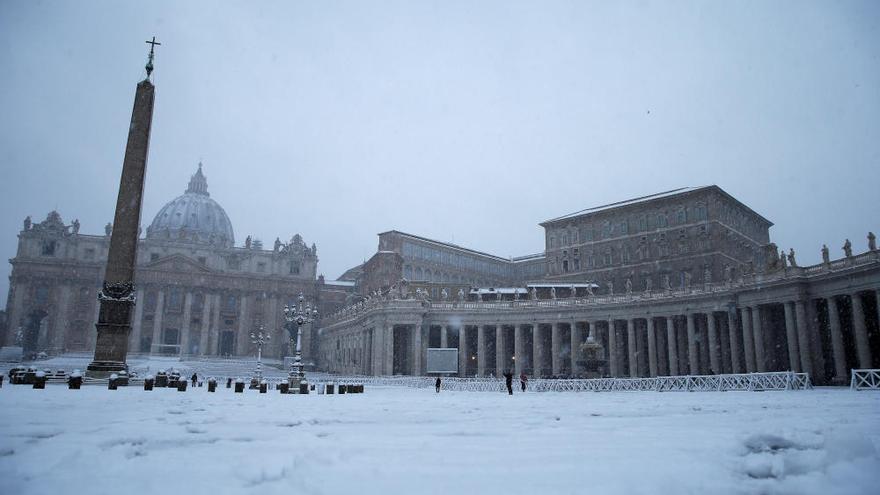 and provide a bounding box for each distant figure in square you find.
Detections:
[520,372,528,392]
[191,373,198,387]
[435,377,442,393]
[503,371,513,395]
